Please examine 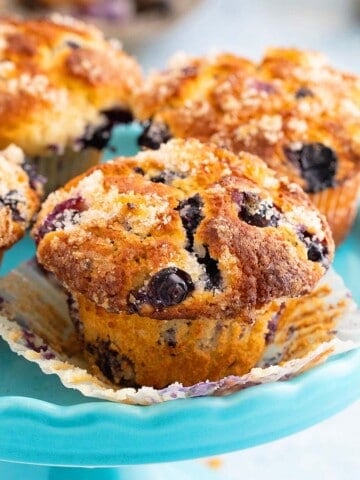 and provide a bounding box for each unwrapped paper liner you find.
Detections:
[0,262,359,405]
